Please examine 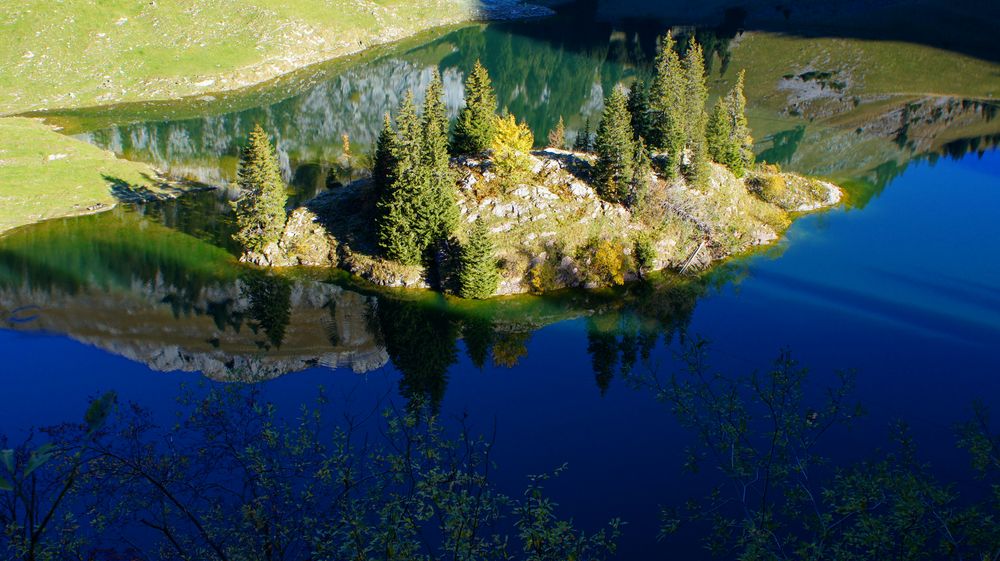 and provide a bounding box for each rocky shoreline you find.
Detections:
[245,149,842,296]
